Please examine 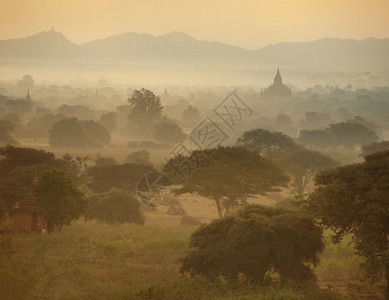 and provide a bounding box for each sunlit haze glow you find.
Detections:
[1,0,388,48]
